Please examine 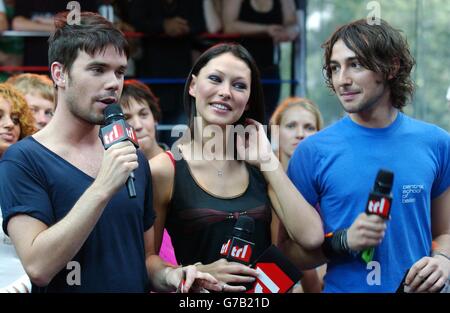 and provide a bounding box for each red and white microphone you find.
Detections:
[246,245,302,294]
[365,169,394,219]
[99,104,139,198]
